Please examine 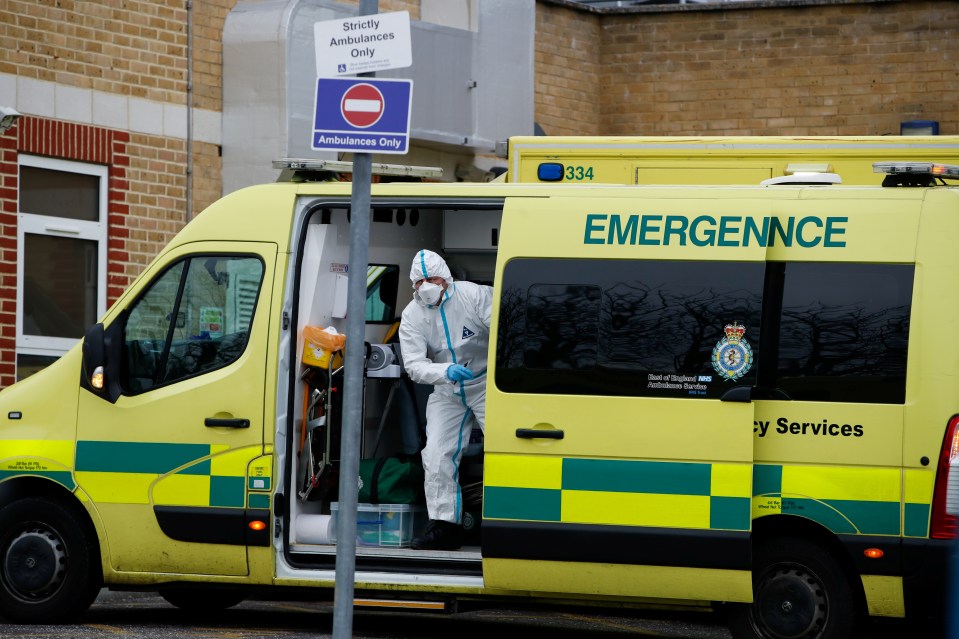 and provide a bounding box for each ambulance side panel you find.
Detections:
[507,135,959,186]
[483,186,950,618]
[483,191,771,603]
